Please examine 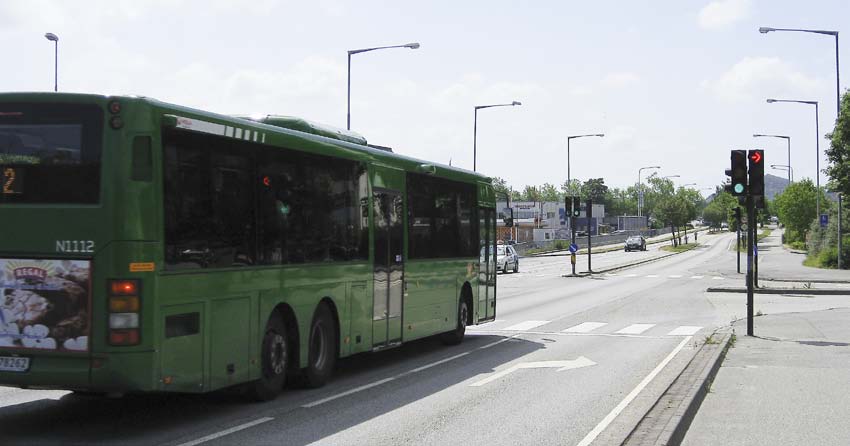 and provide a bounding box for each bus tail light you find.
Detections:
[108,279,140,346]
